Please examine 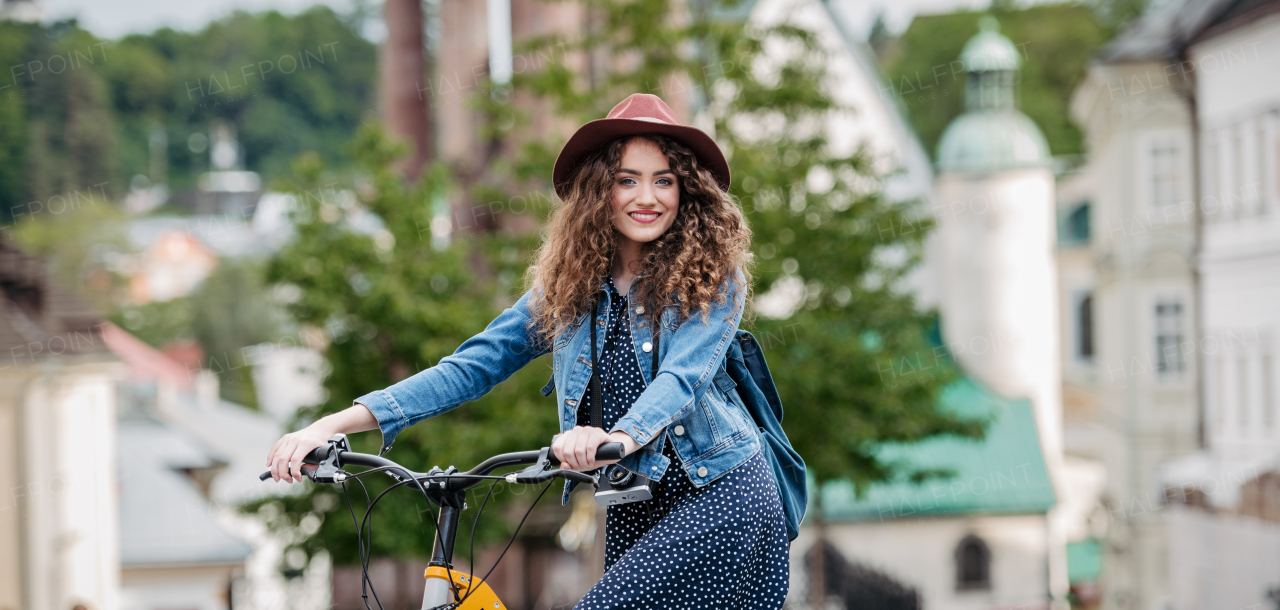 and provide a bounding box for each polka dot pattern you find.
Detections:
[573,277,790,609]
